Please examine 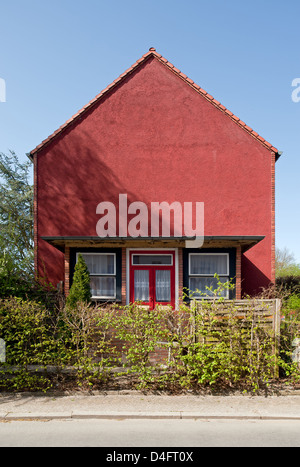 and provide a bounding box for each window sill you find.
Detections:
[91,298,122,303]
